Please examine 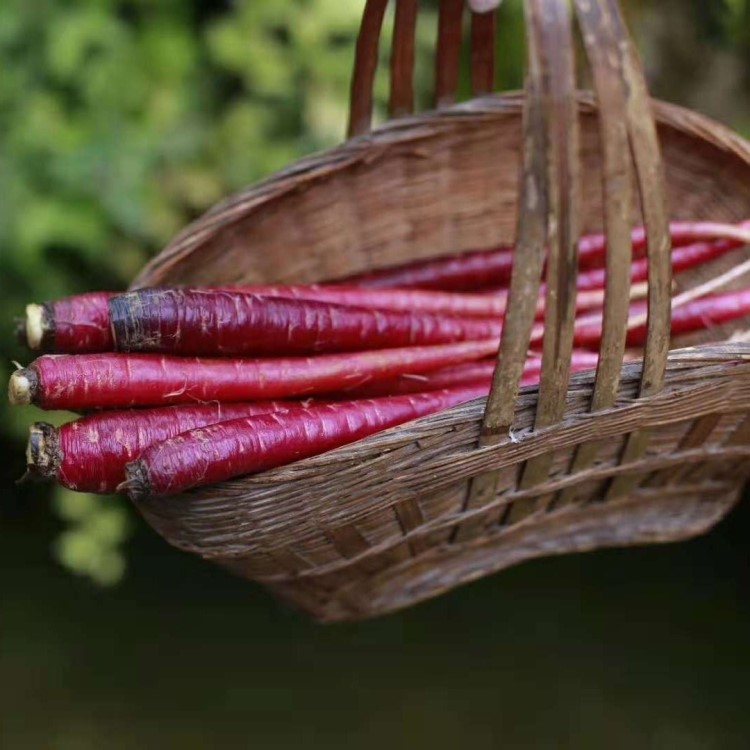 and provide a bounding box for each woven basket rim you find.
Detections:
[132,90,750,291]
